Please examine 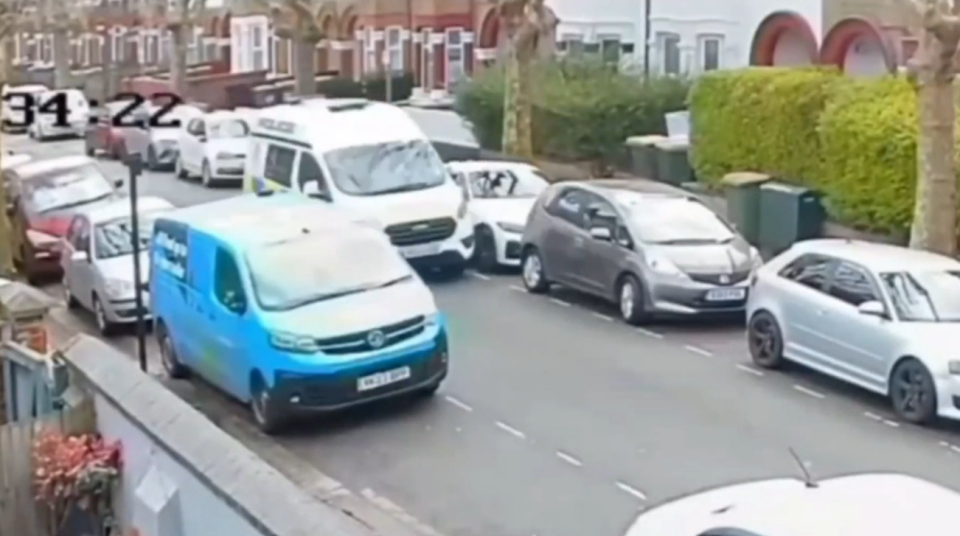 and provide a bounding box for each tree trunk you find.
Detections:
[52,29,72,89]
[102,32,117,99]
[500,35,534,158]
[293,38,317,96]
[170,25,189,98]
[1,38,14,85]
[0,40,15,278]
[908,8,960,256]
